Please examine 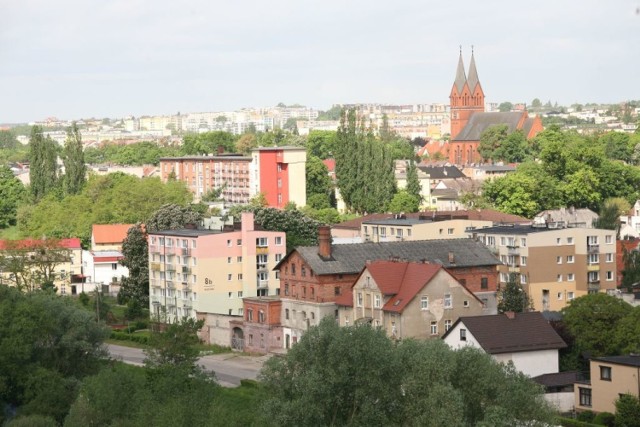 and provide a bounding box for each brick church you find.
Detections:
[447,50,543,165]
